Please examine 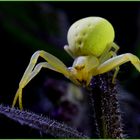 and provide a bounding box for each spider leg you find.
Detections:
[64,45,76,59]
[13,62,60,109]
[99,42,119,63]
[111,43,120,81]
[12,50,70,109]
[109,51,120,83]
[96,53,140,76]
[98,42,120,83]
[99,50,120,83]
[17,64,80,110]
[112,42,119,52]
